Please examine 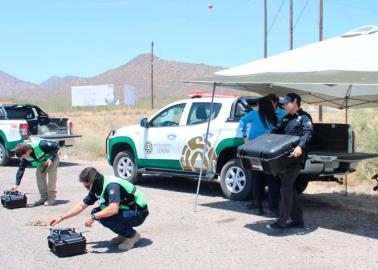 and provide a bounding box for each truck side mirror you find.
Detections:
[140,118,149,128]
